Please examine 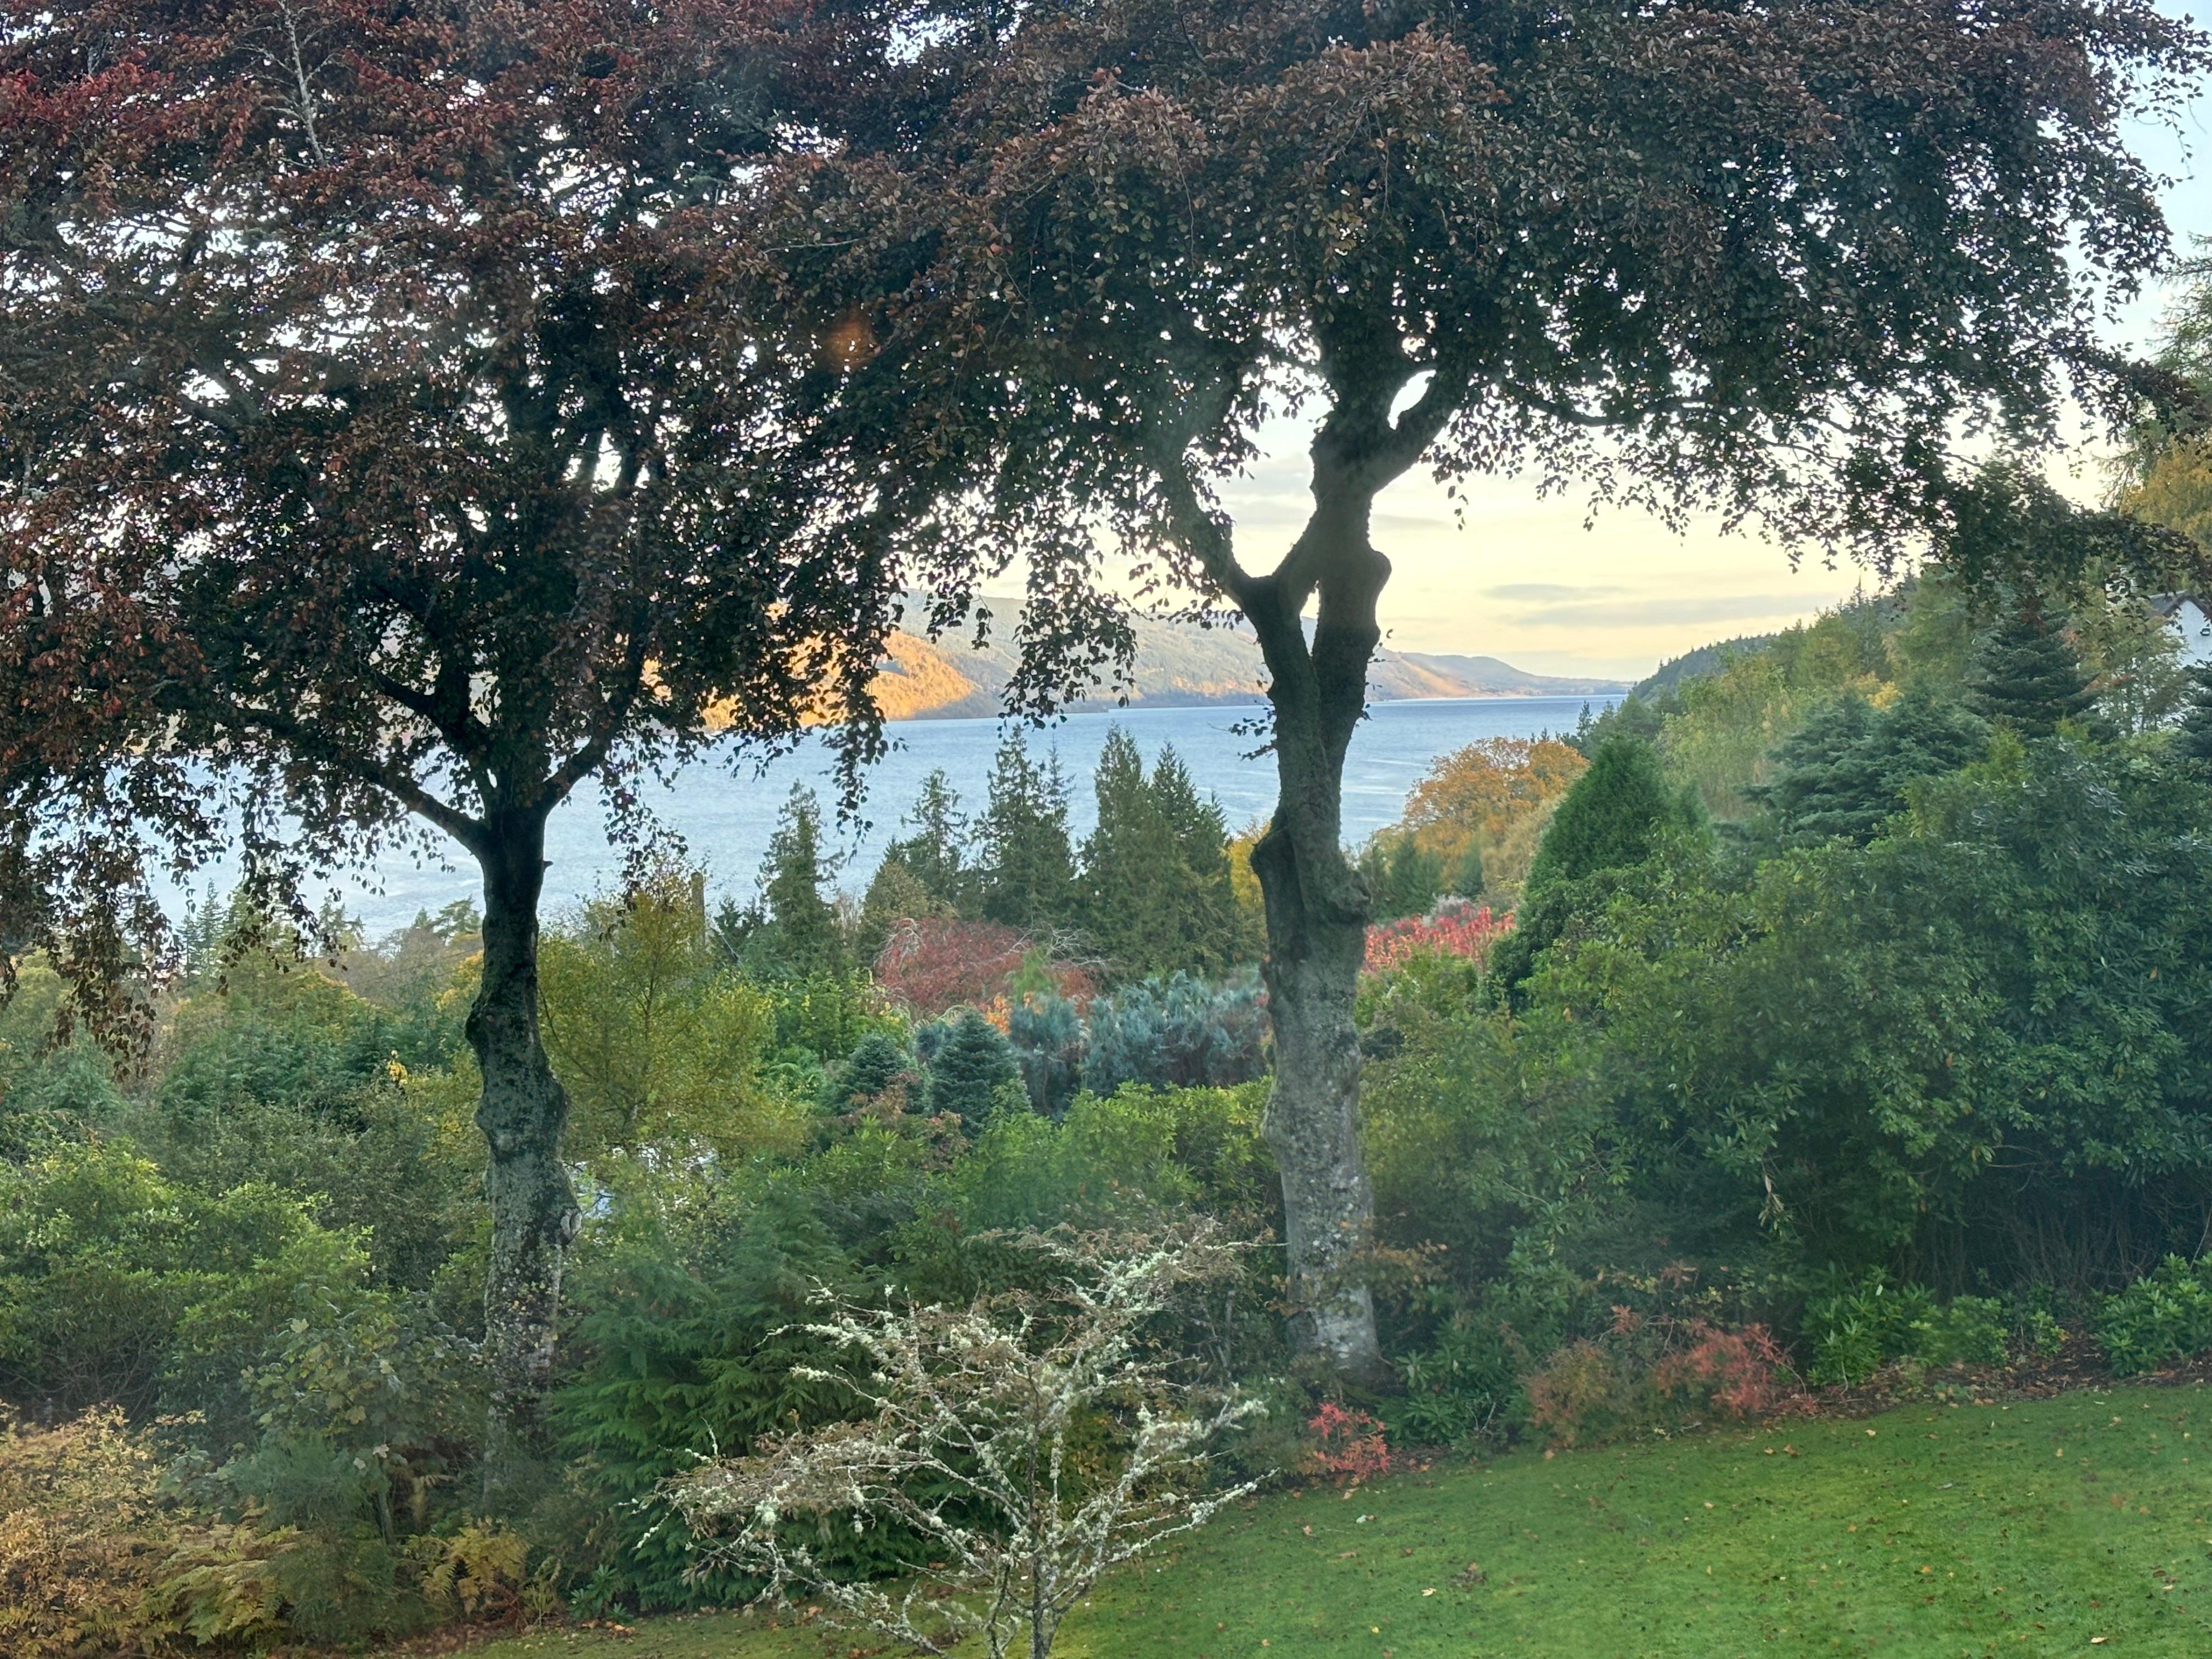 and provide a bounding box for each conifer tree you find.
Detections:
[1357,835,1444,922]
[1080,733,1241,979]
[856,859,941,966]
[1526,739,1689,894]
[1446,839,1487,904]
[2176,665,2212,764]
[747,788,846,981]
[883,772,979,917]
[923,1009,1022,1132]
[1965,602,2098,737]
[832,1030,915,1111]
[977,735,1079,934]
[1755,688,1989,843]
